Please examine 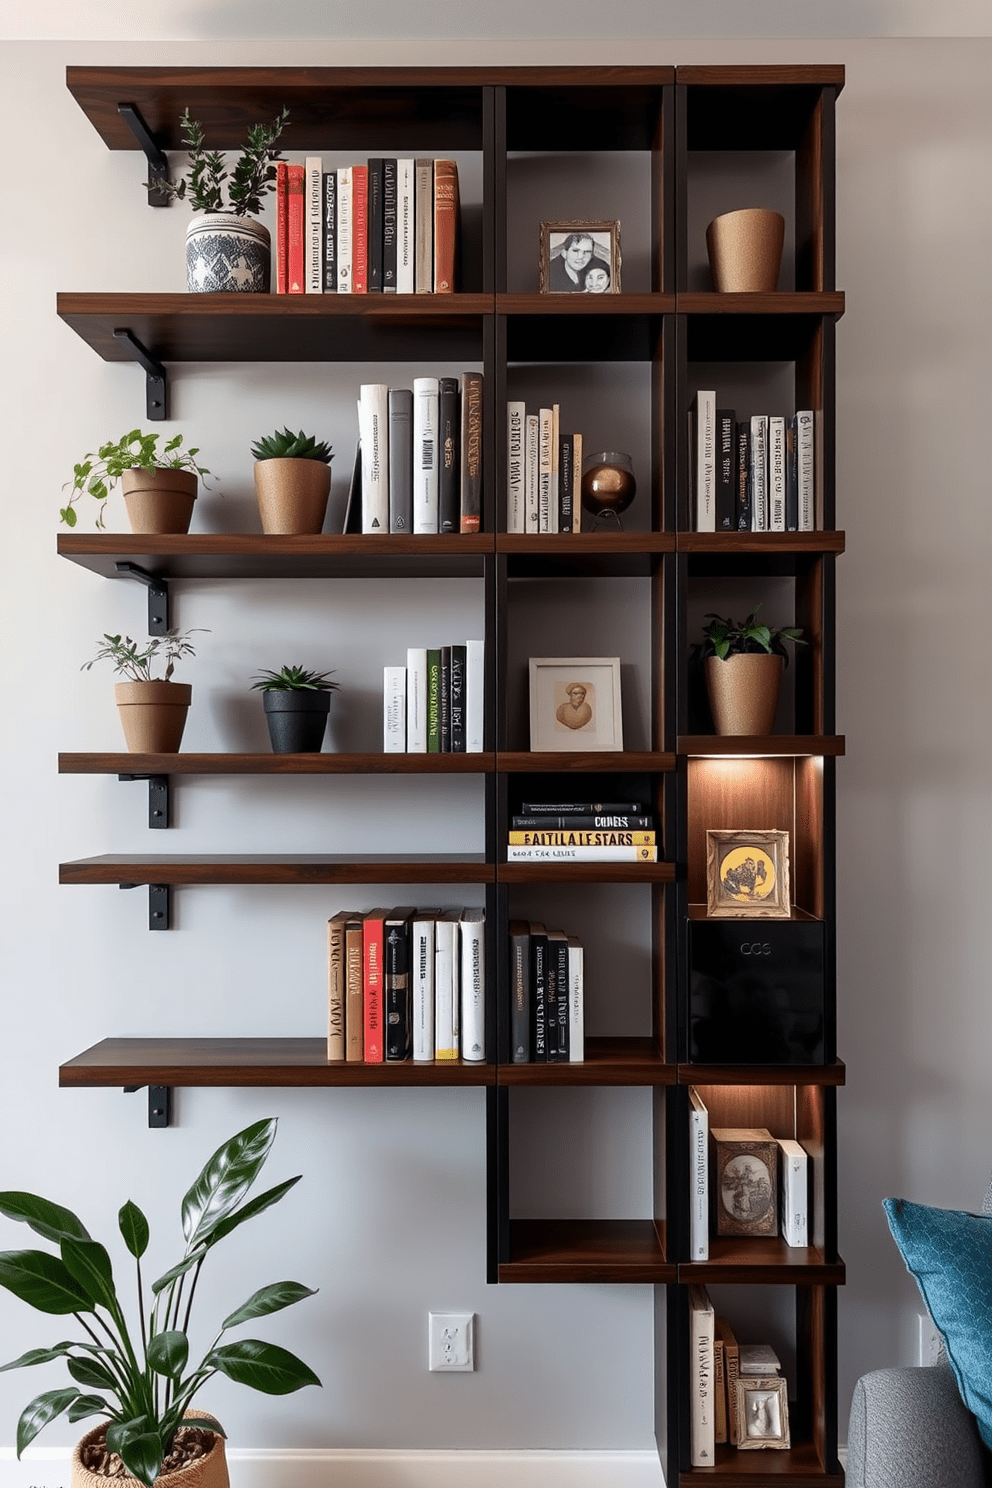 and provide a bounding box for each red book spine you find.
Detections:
[363,909,385,1062]
[287,164,305,294]
[352,165,369,294]
[275,162,288,294]
[433,159,459,293]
